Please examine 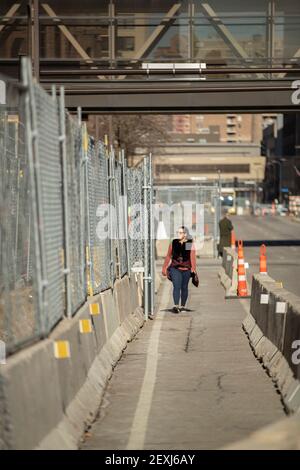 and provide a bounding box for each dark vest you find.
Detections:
[170,238,193,269]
